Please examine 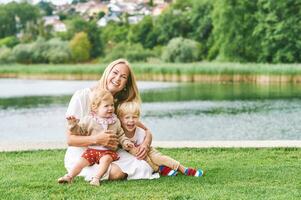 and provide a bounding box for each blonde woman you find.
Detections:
[64,59,158,182]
